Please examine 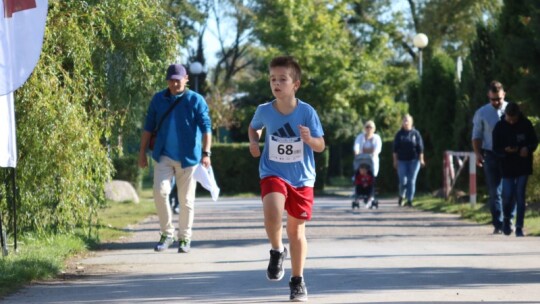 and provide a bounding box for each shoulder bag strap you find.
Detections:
[154,94,183,133]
